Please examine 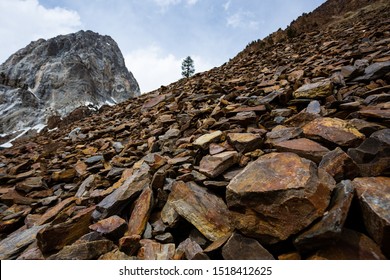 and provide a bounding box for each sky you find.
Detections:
[0,0,326,93]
